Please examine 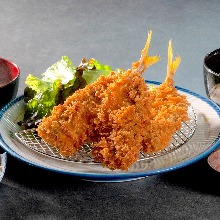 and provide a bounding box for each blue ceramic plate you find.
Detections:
[1,81,220,182]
